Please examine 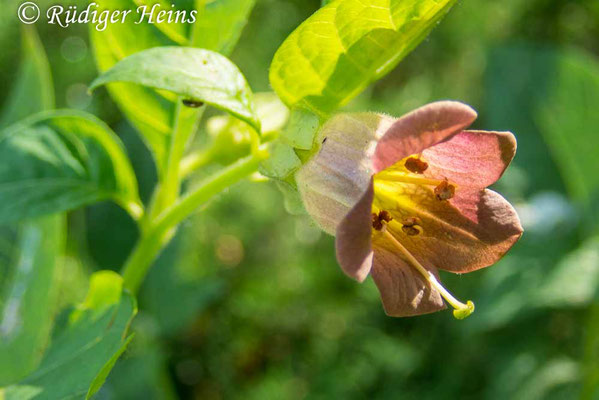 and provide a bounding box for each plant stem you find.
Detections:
[152,151,267,236]
[114,196,145,222]
[121,151,266,293]
[121,229,167,294]
[149,103,203,221]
